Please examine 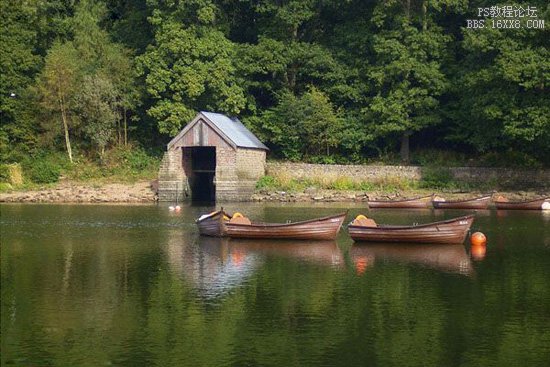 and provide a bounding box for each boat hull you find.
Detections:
[432,196,491,210]
[494,197,549,210]
[349,215,474,245]
[368,195,433,209]
[196,211,226,237]
[225,213,347,240]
